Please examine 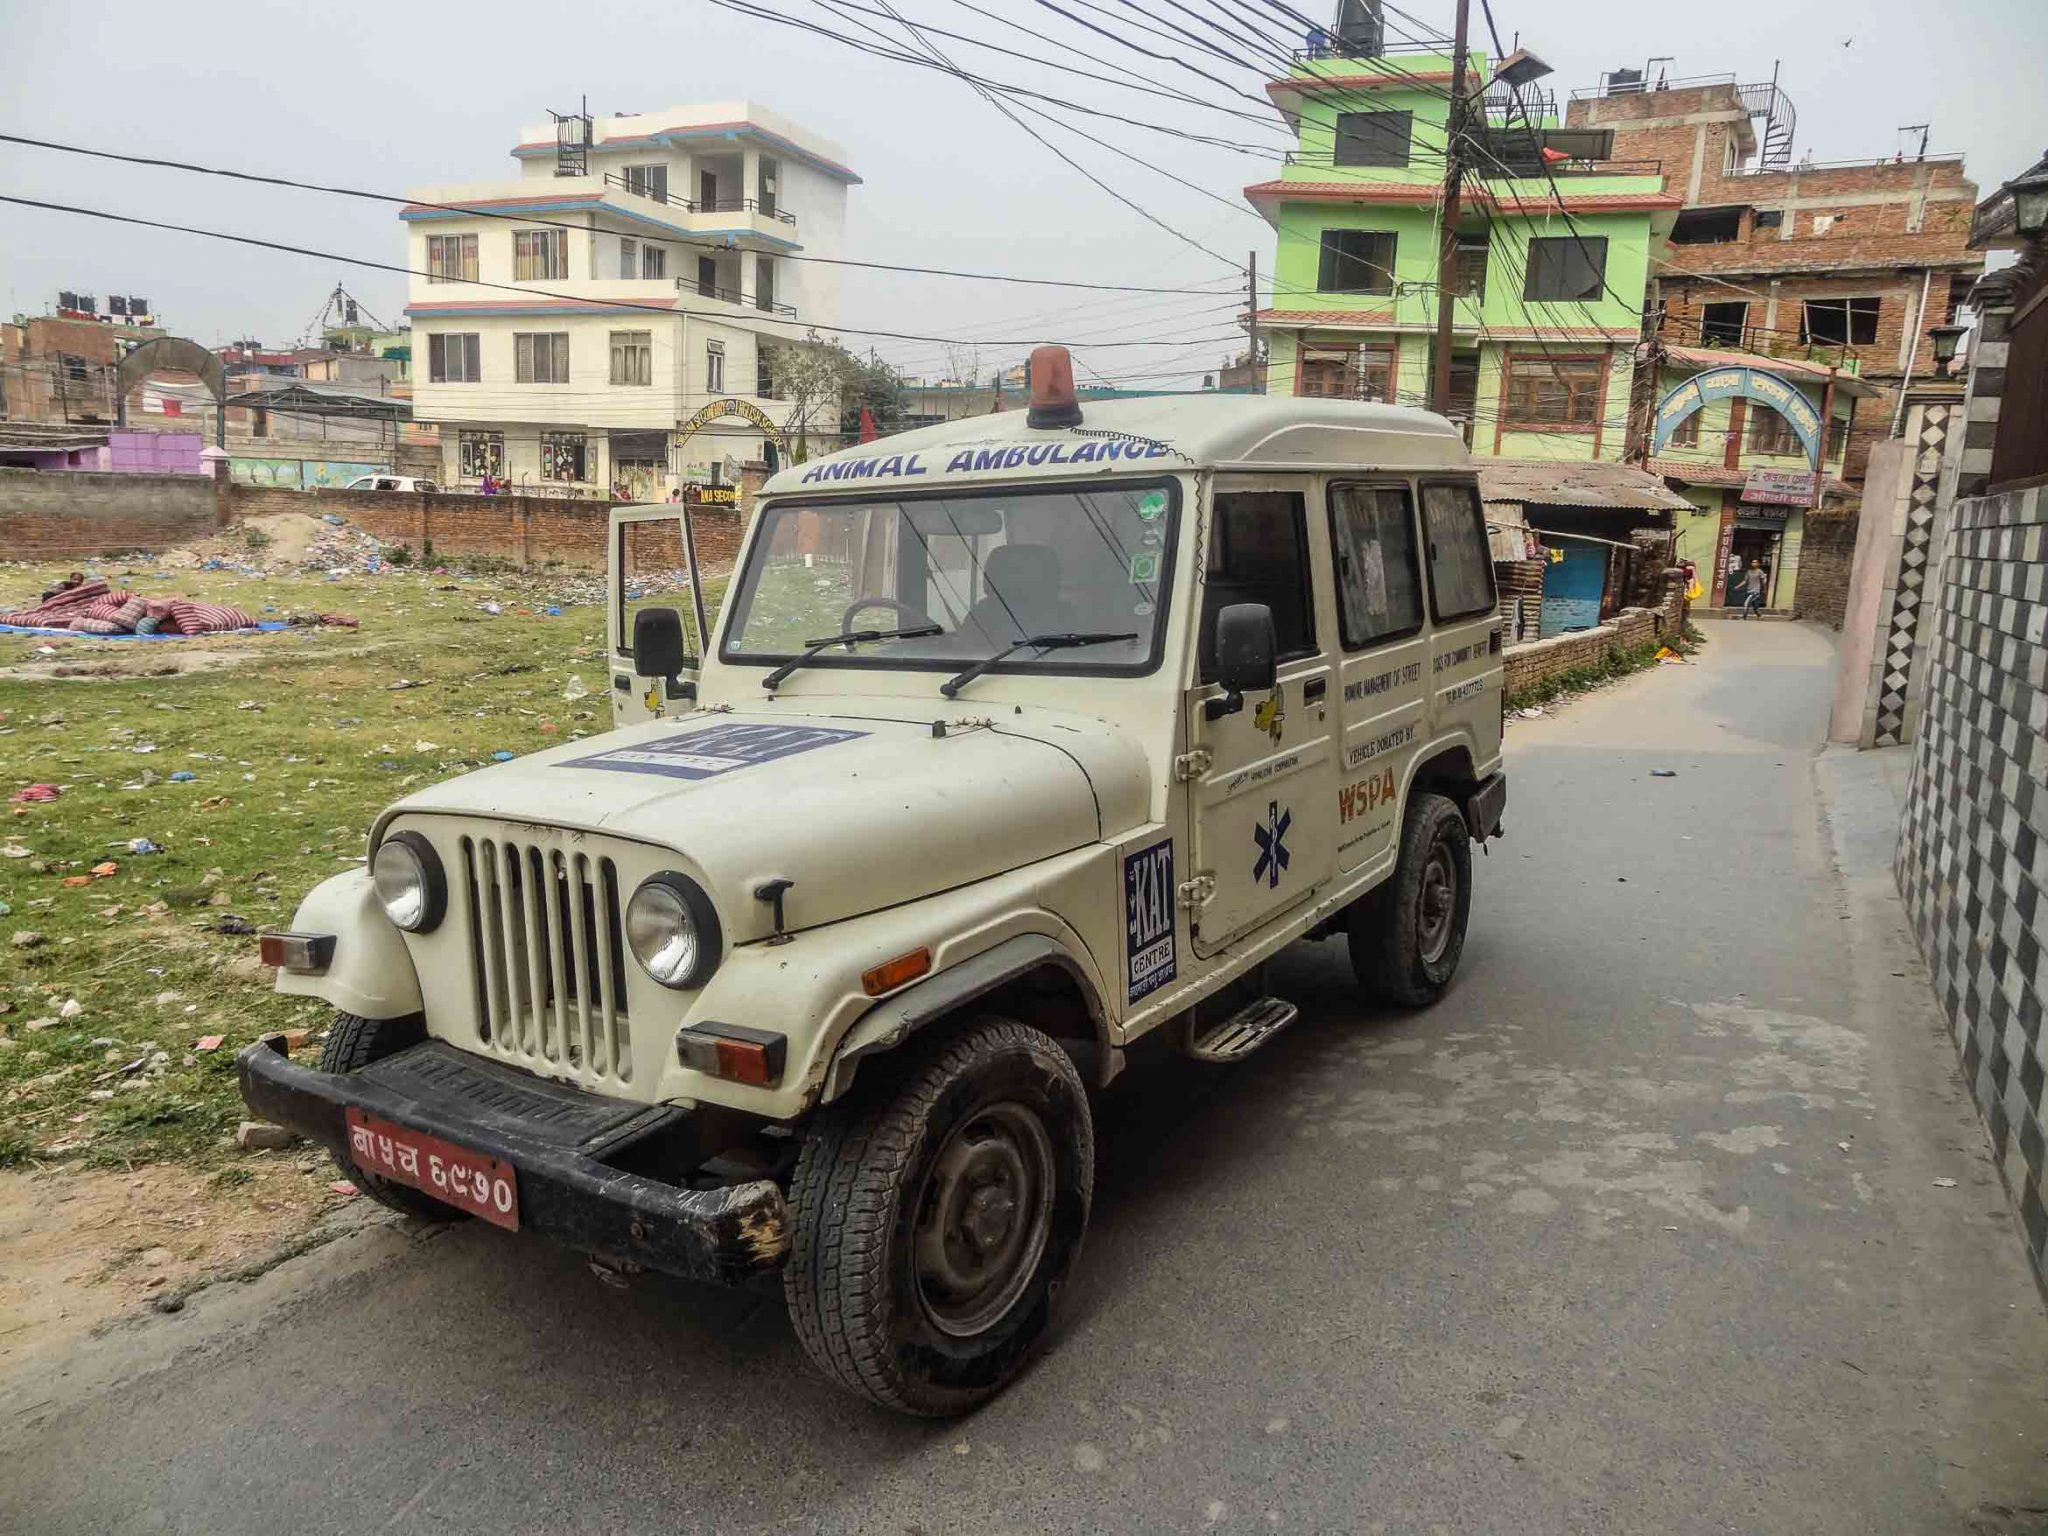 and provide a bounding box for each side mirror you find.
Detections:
[1207,603,1277,720]
[631,606,688,681]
